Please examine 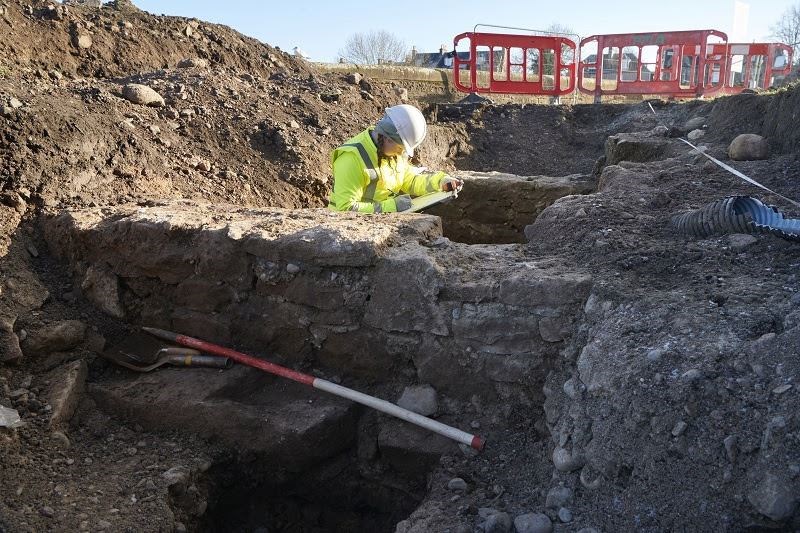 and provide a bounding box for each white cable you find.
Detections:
[646,103,800,209]
[677,138,800,208]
